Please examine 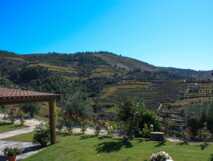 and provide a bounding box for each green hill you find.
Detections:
[0,50,213,111]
